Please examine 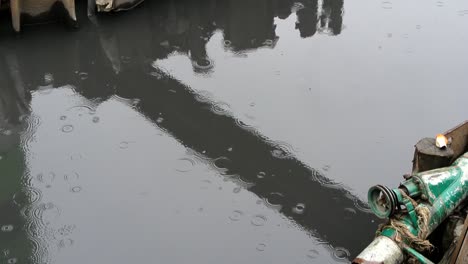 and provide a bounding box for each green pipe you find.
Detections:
[354,152,468,264]
[402,245,435,264]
